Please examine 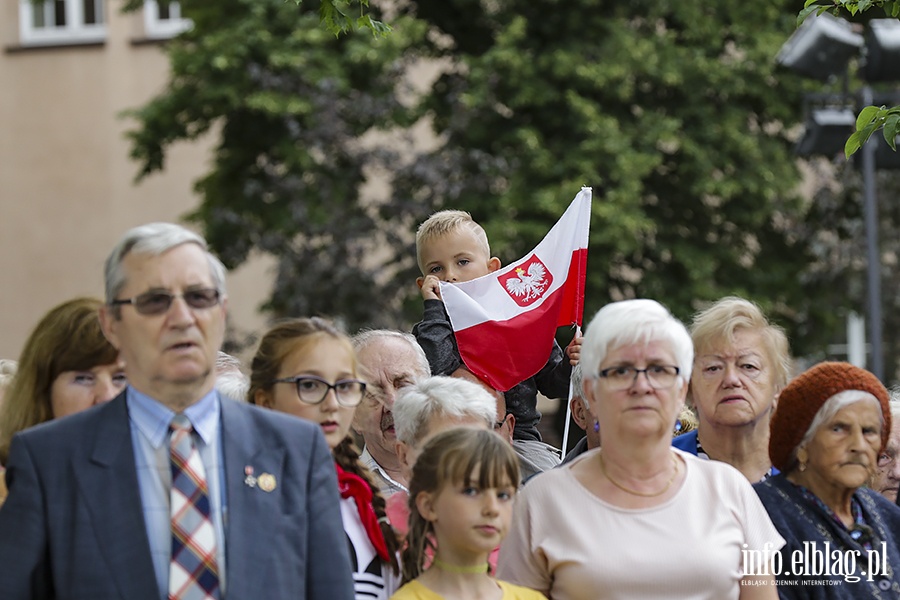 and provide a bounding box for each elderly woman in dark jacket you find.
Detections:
[754,362,900,598]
